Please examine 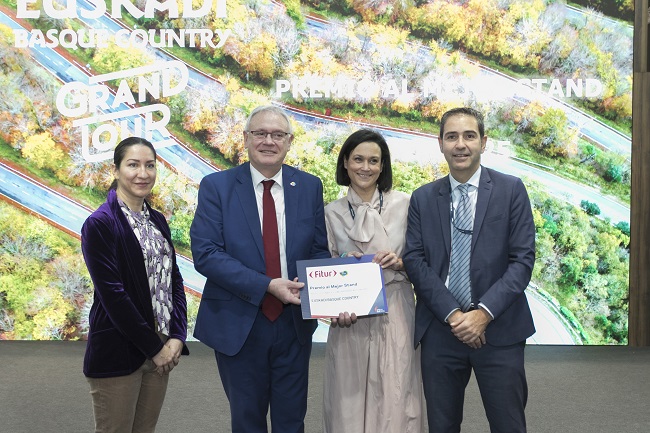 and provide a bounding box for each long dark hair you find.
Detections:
[335,129,393,192]
[109,137,156,191]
